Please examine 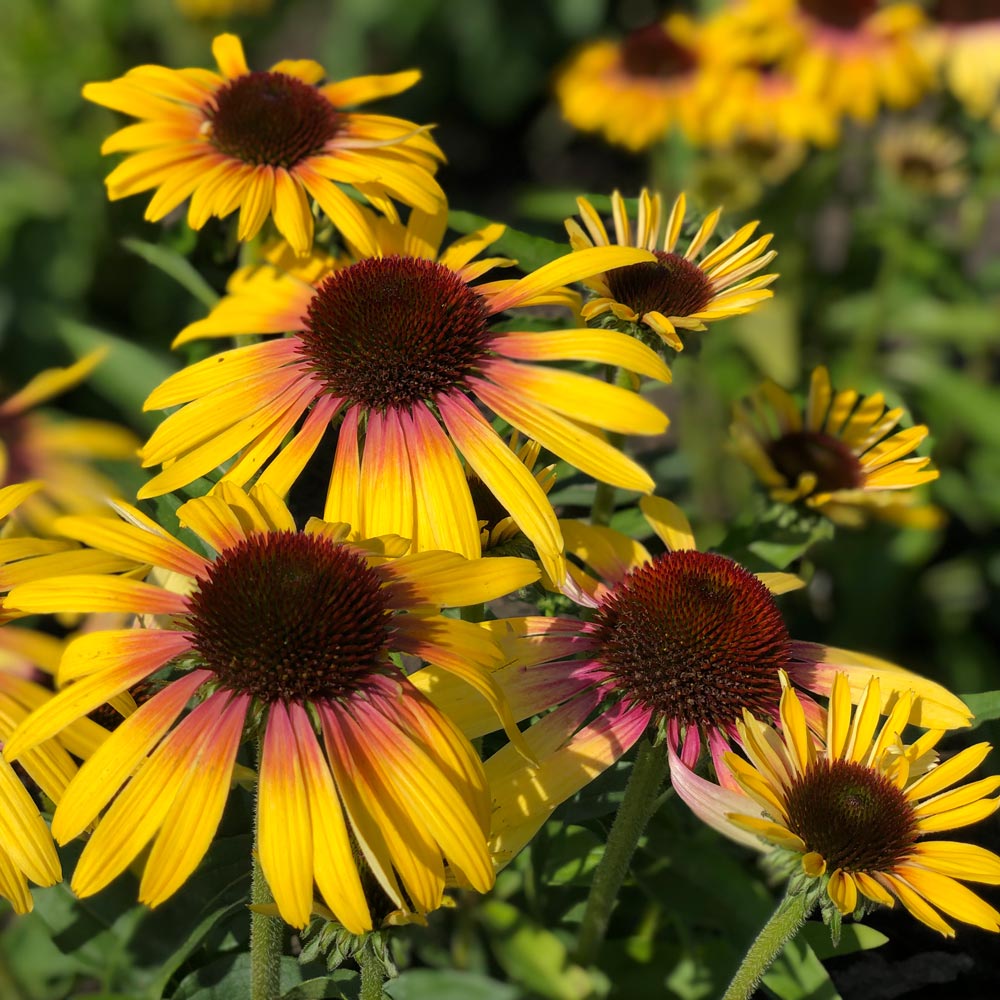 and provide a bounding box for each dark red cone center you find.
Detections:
[591,550,790,730]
